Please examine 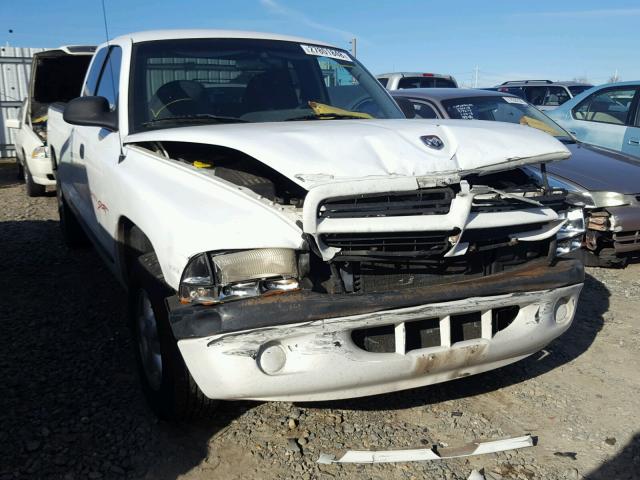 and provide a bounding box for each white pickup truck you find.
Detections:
[49,29,585,420]
[6,46,94,196]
